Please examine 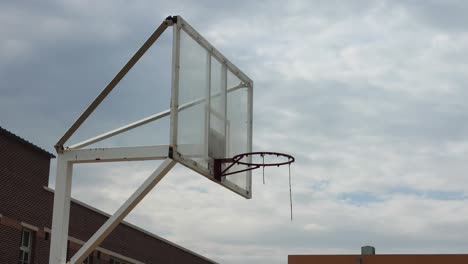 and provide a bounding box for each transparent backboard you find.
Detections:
[170,16,253,198]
